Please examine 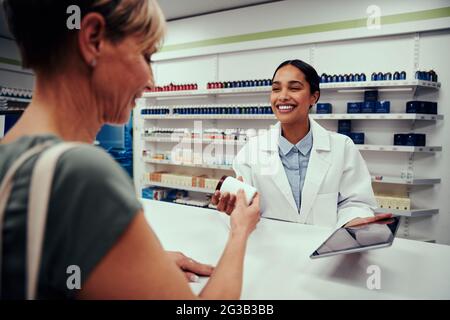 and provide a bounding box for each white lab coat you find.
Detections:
[233,116,377,228]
